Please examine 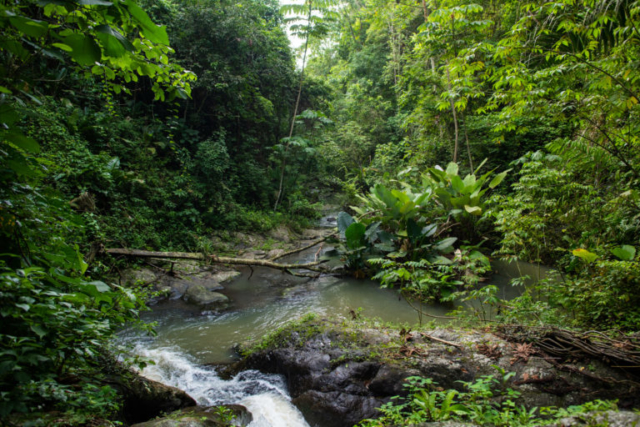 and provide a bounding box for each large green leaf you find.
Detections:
[364,222,381,244]
[345,222,366,250]
[489,170,510,189]
[406,218,422,243]
[126,0,169,45]
[337,212,354,235]
[464,205,482,215]
[88,281,111,293]
[611,245,636,261]
[451,175,465,193]
[96,31,125,57]
[422,224,437,237]
[7,131,41,154]
[462,174,477,189]
[374,184,397,209]
[434,237,457,251]
[7,157,39,177]
[0,105,20,126]
[64,34,101,65]
[9,16,48,38]
[95,25,134,57]
[572,248,599,263]
[427,167,447,183]
[445,162,459,177]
